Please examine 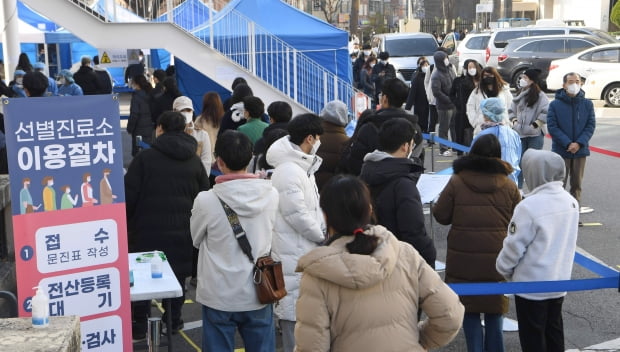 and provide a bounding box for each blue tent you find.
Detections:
[153,0,213,31]
[17,1,60,31]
